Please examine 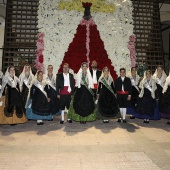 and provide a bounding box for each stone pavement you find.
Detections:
[0,115,170,170]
